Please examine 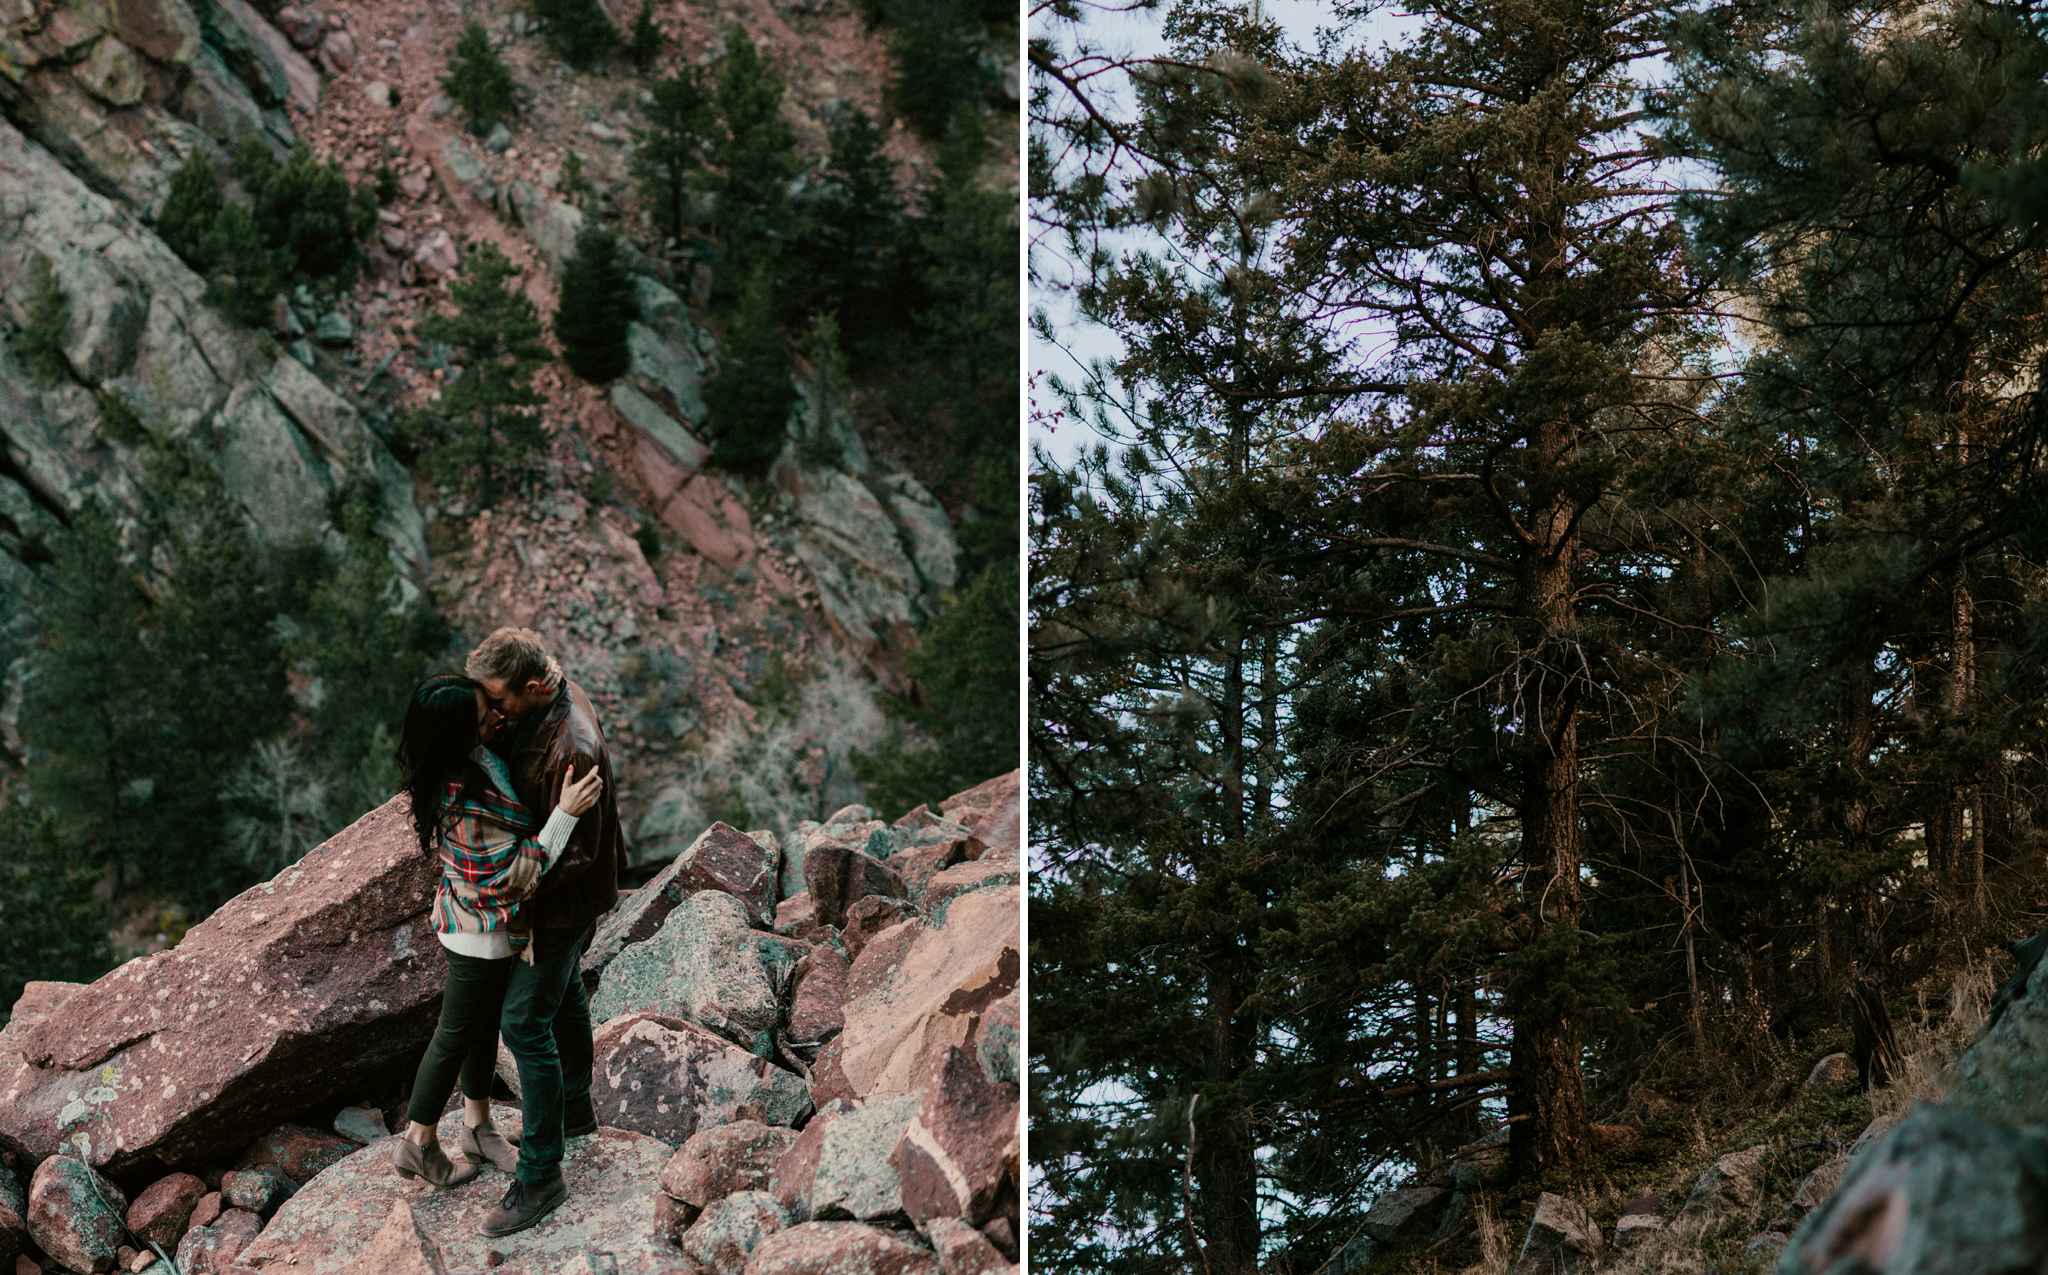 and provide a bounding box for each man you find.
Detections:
[466,626,624,1237]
